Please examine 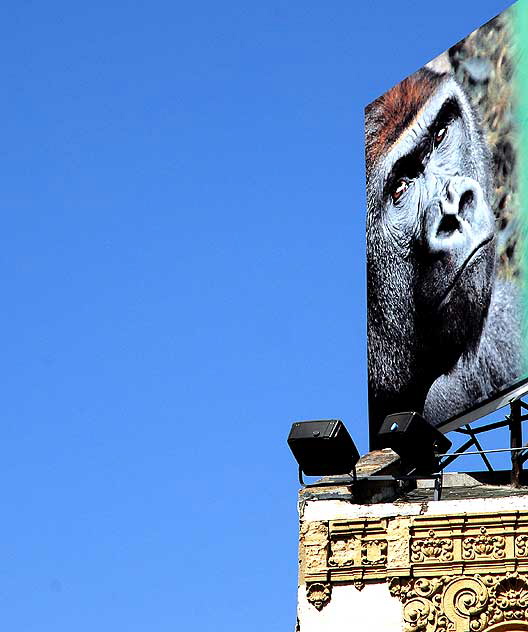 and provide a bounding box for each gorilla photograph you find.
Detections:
[366,7,528,446]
